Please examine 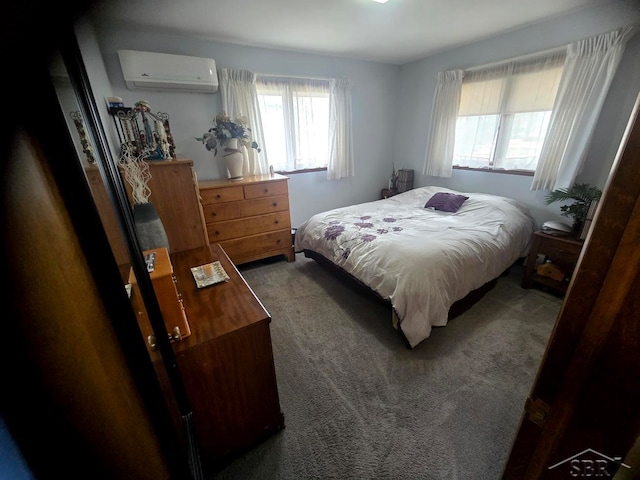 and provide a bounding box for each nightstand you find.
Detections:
[381,188,398,199]
[522,230,583,295]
